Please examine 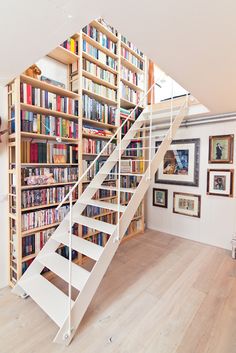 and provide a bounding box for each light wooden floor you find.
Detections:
[1,229,236,353]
